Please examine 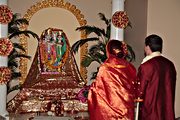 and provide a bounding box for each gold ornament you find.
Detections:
[112,11,129,29]
[0,5,13,24]
[0,67,11,84]
[0,37,14,56]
